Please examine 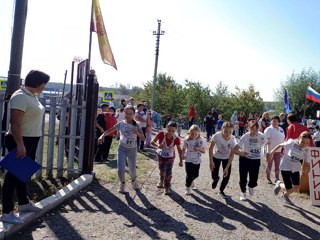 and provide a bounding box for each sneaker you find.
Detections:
[185,187,191,195]
[19,201,43,212]
[274,180,282,195]
[240,192,247,201]
[157,181,164,188]
[211,179,219,189]
[191,181,196,189]
[131,180,140,190]
[247,186,254,196]
[118,182,126,193]
[164,187,171,195]
[283,194,294,205]
[1,212,24,224]
[218,191,227,199]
